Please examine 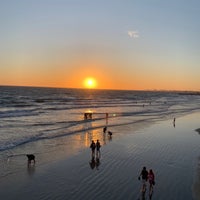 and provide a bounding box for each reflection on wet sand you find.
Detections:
[138,180,154,200]
[193,128,200,199]
[89,155,101,170]
[193,156,200,200]
[27,163,35,176]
